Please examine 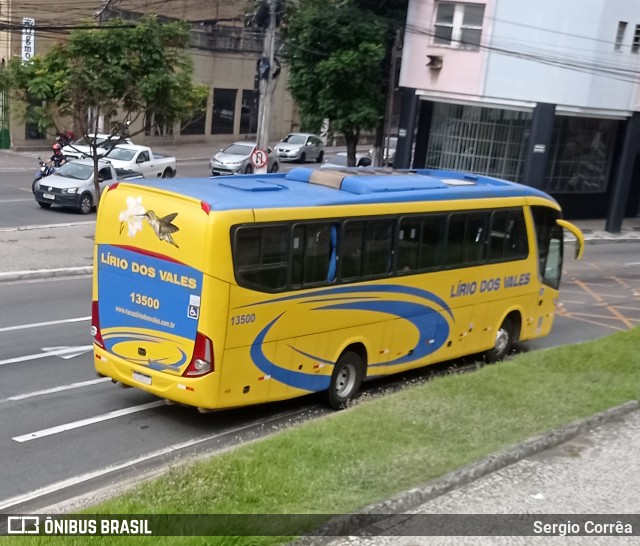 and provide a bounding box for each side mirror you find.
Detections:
[557,219,585,260]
